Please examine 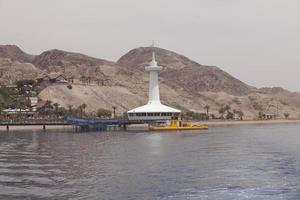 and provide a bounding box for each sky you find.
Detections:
[0,0,300,91]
